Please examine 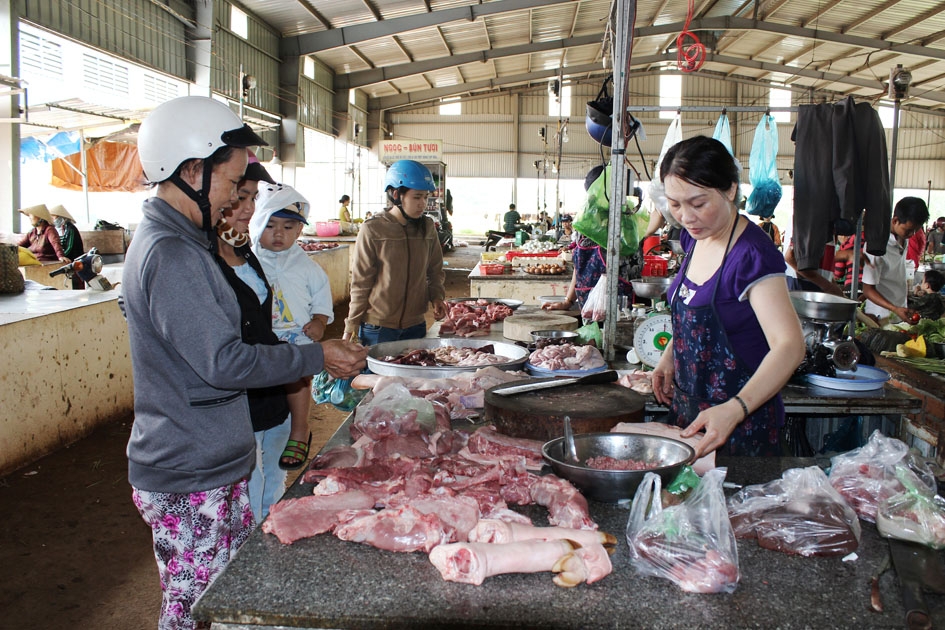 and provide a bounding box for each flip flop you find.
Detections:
[279,433,312,470]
